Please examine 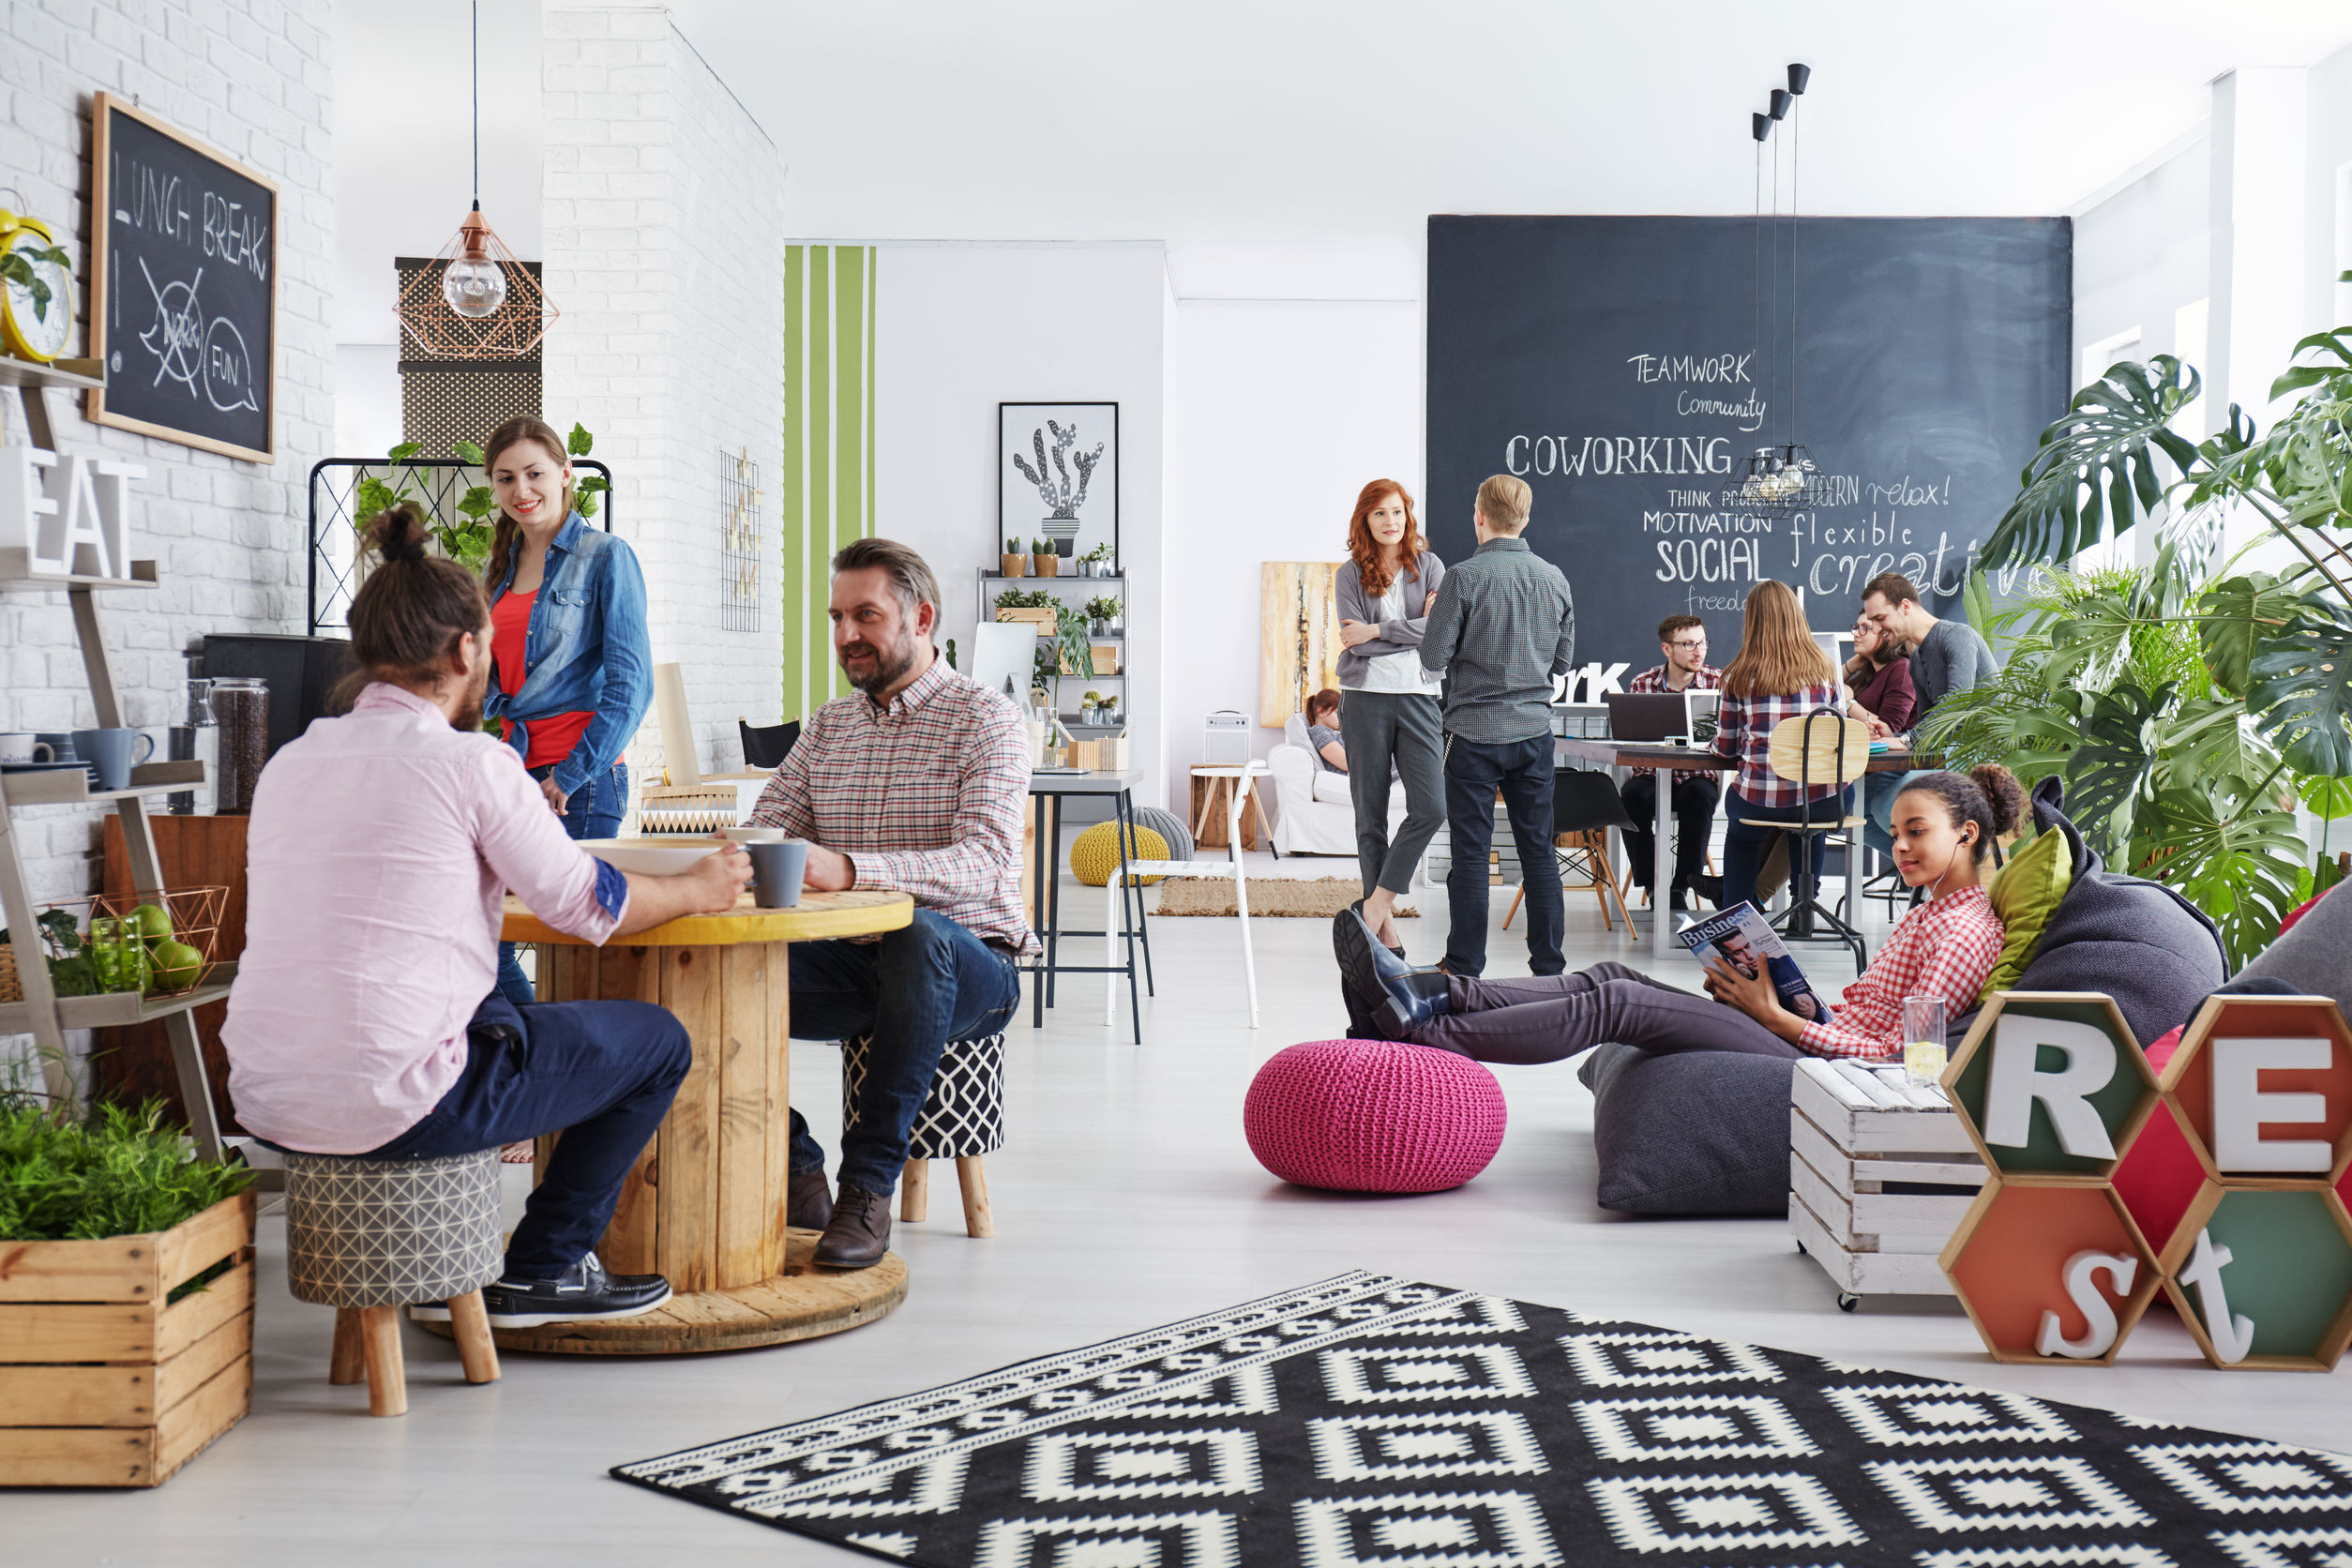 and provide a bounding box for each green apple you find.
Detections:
[147,940,204,993]
[128,902,173,942]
